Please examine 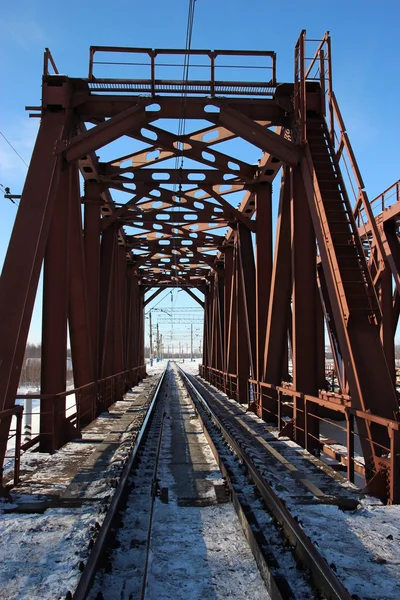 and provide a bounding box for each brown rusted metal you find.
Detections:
[1,34,399,504]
